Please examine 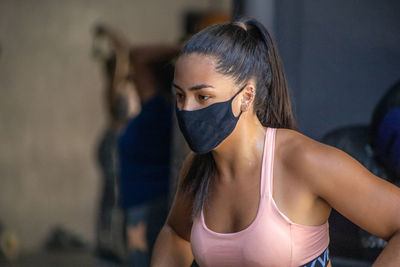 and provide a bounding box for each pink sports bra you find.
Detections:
[190,127,330,267]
